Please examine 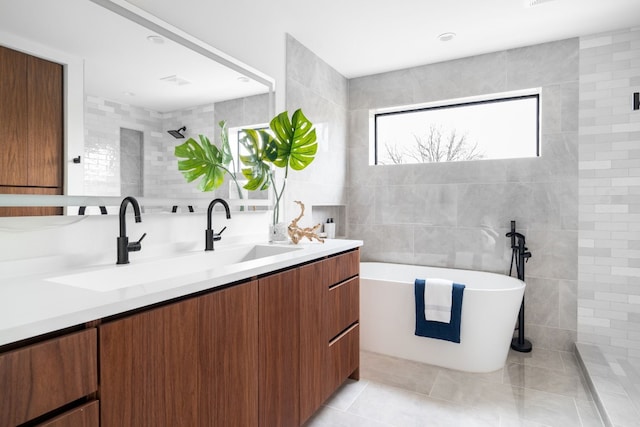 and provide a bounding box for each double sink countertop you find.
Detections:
[0,239,363,348]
